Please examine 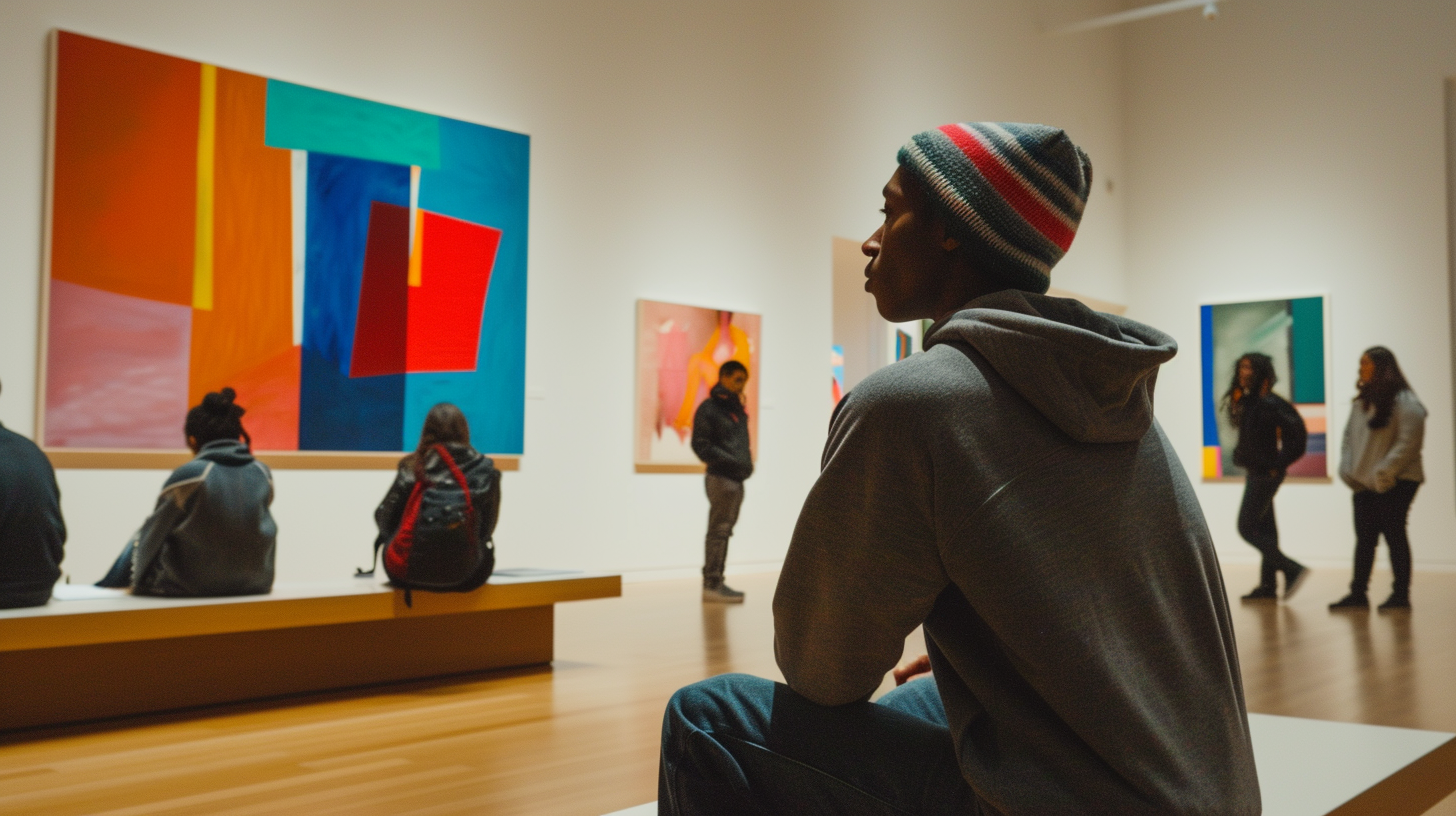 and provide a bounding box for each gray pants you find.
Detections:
[703,474,744,587]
